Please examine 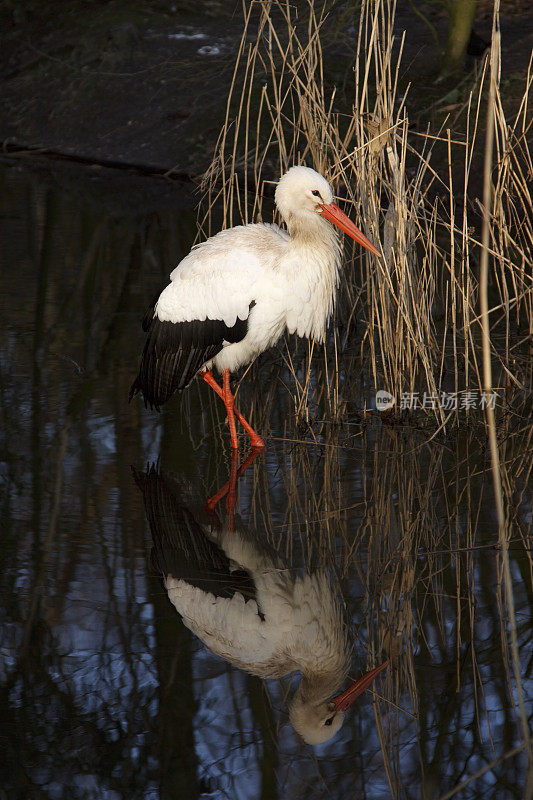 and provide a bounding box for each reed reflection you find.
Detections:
[134,450,387,746]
